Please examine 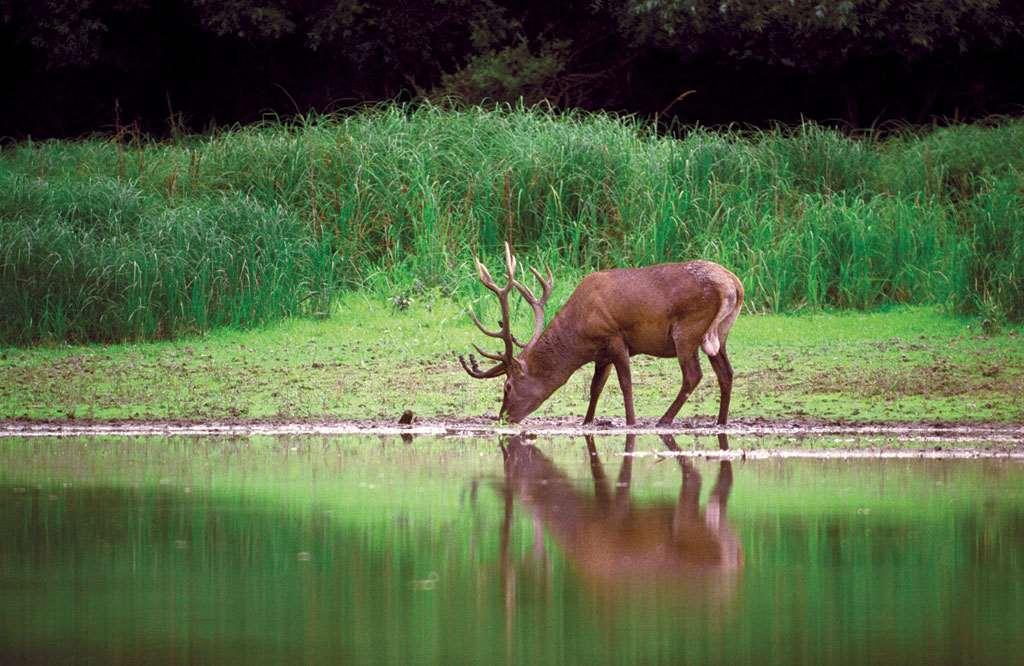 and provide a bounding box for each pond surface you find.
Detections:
[1,435,1022,665]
